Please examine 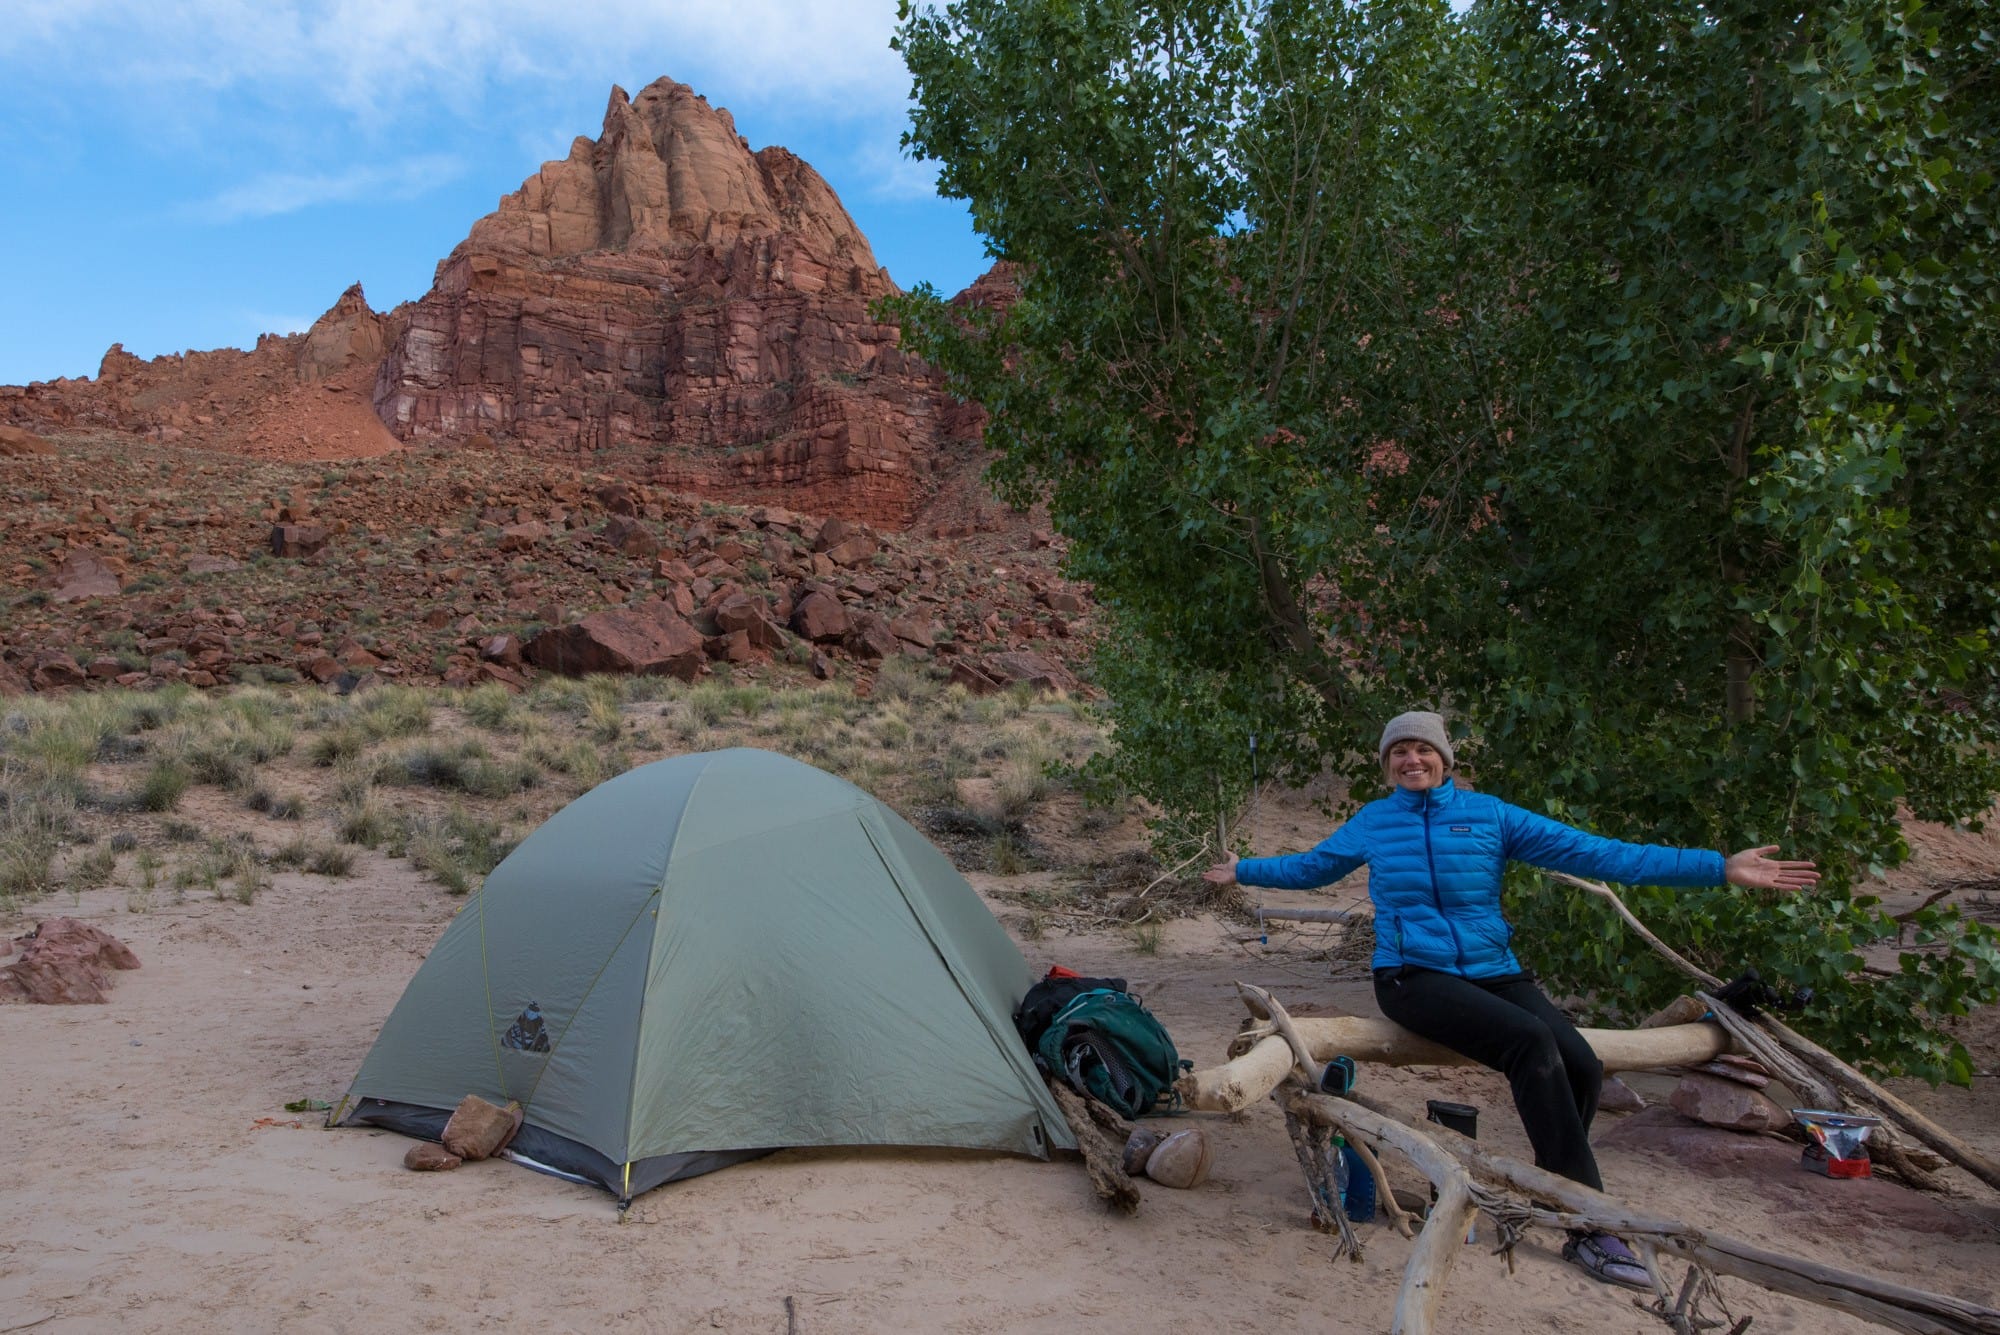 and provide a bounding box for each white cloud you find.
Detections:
[189,153,465,221]
[2,0,911,125]
[846,125,941,202]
